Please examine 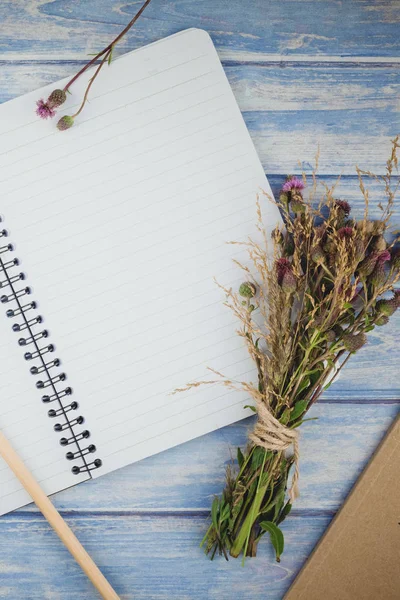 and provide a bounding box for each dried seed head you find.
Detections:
[57,115,74,131]
[342,332,367,353]
[239,282,257,299]
[48,88,67,108]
